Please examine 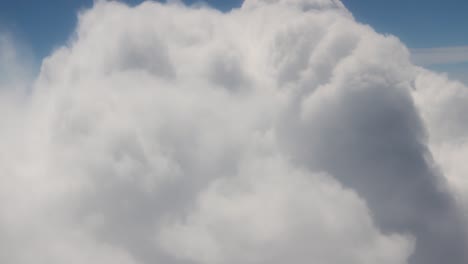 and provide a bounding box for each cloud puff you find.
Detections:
[413,69,468,216]
[0,0,467,264]
[159,154,413,264]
